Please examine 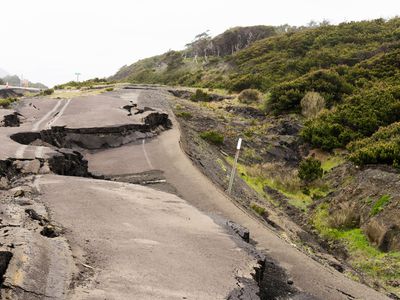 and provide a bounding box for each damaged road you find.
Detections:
[0,88,270,299]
